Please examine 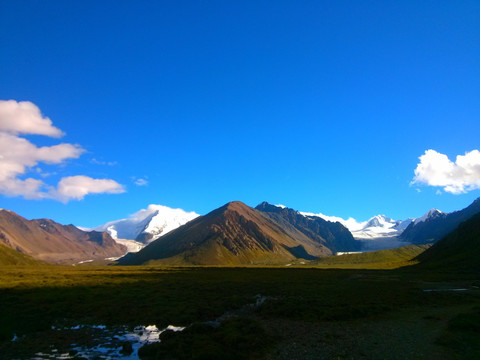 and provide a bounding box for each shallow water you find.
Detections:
[25,324,184,360]
[423,288,468,292]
